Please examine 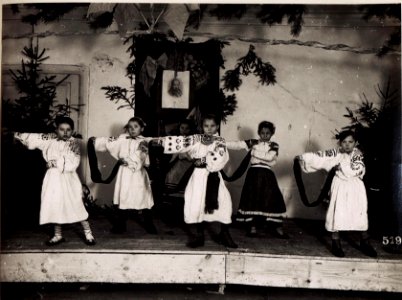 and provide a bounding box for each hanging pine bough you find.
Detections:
[219,89,237,123]
[222,45,276,92]
[257,5,306,37]
[101,86,135,110]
